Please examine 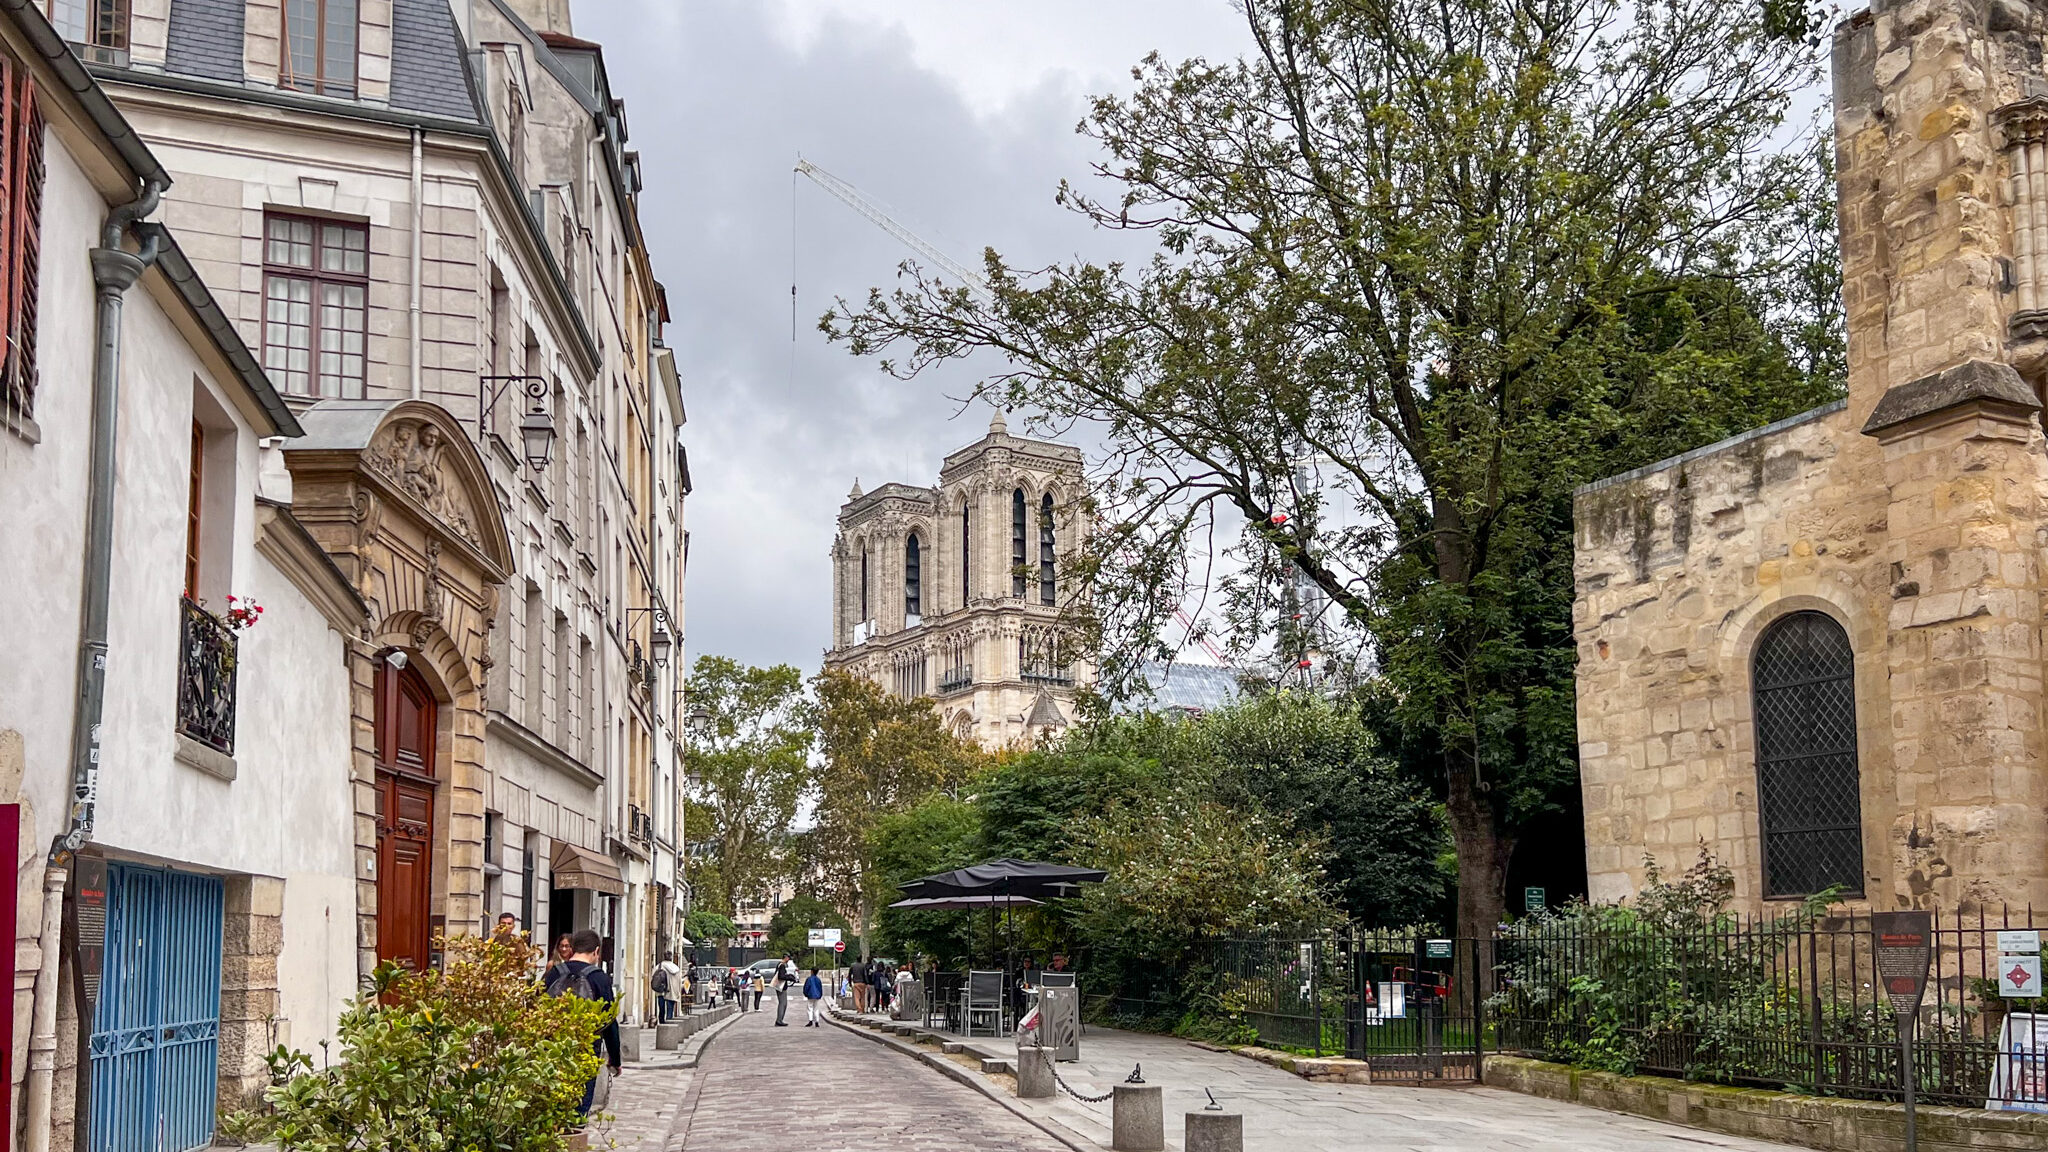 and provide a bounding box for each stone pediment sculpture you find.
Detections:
[282,398,515,583]
[365,417,483,550]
